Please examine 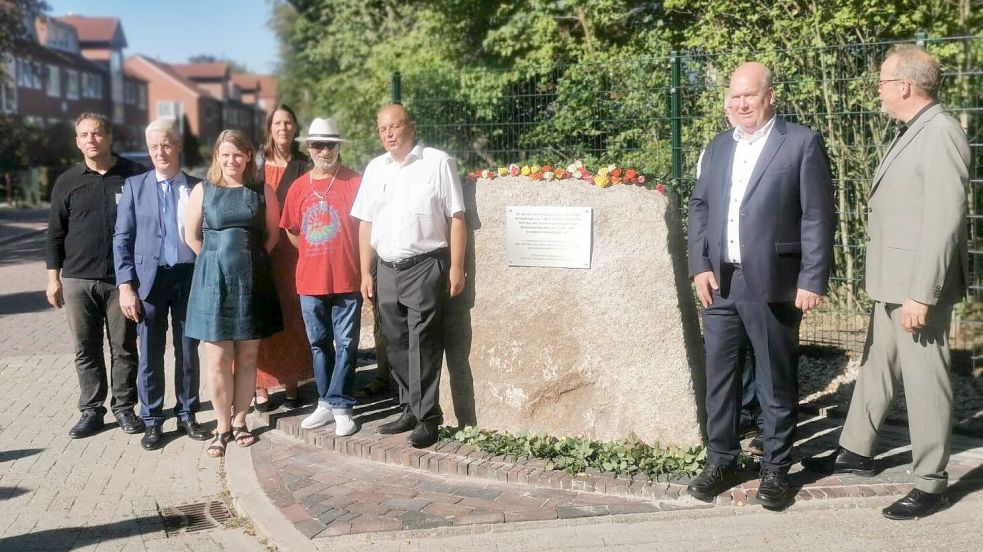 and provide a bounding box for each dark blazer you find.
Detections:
[687,116,836,303]
[113,170,201,300]
[259,156,310,205]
